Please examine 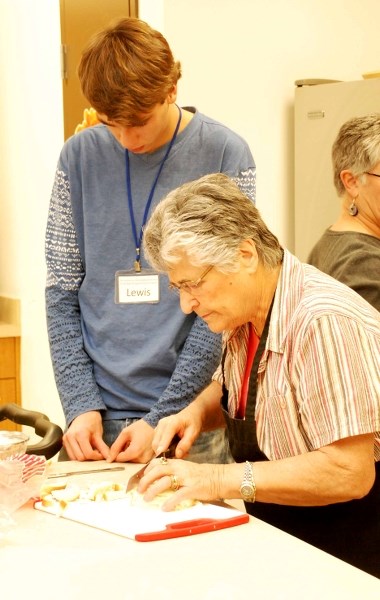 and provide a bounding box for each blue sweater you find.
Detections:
[45,108,256,427]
